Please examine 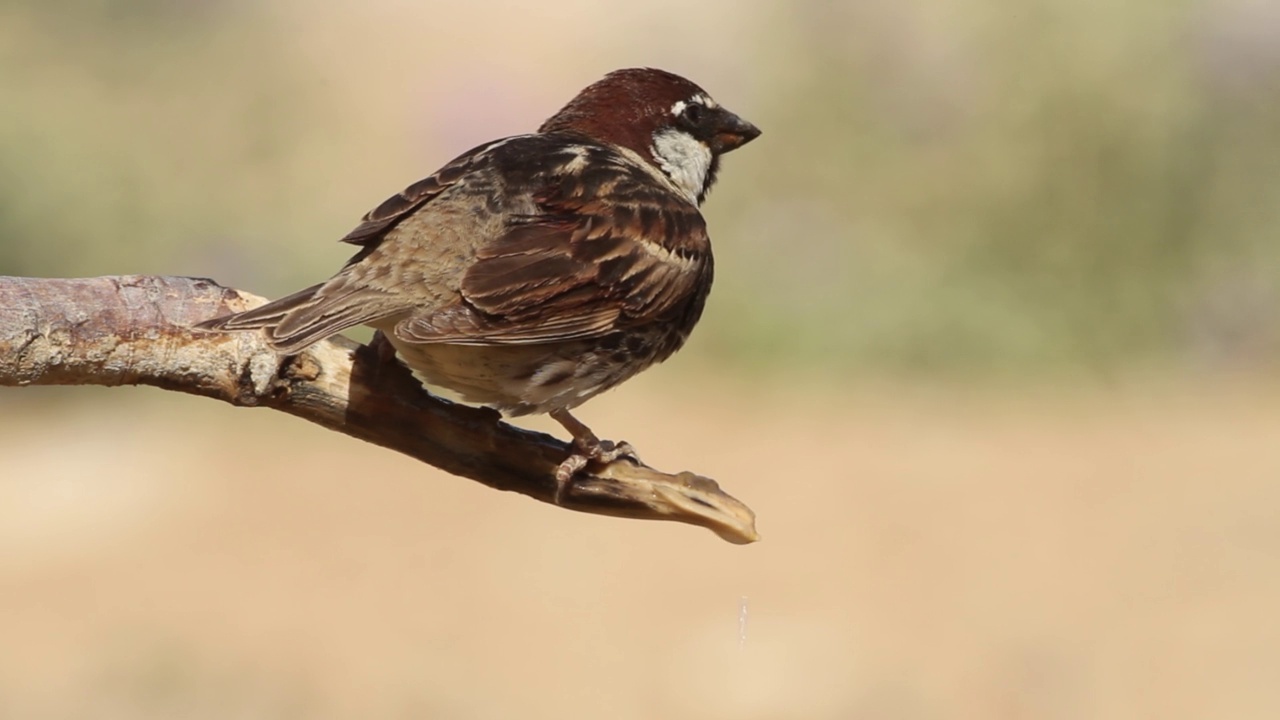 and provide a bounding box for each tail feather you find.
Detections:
[197,283,324,333]
[197,283,401,354]
[268,294,400,353]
